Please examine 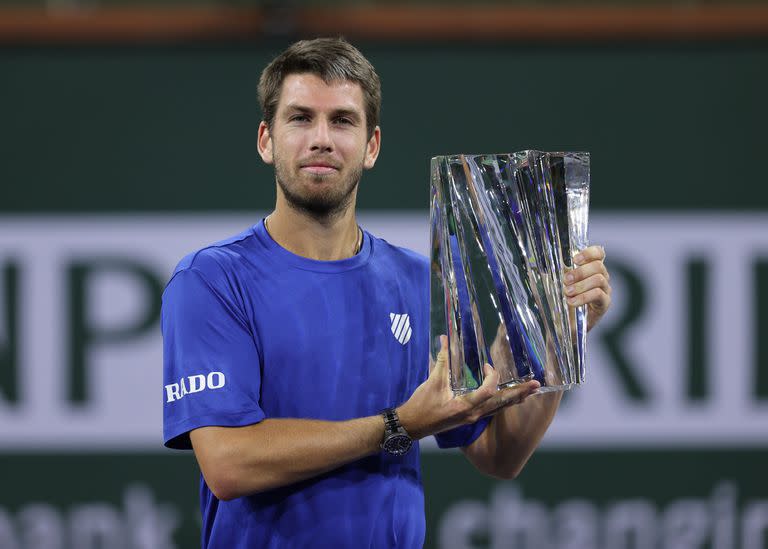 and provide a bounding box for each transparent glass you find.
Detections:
[429,151,590,394]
